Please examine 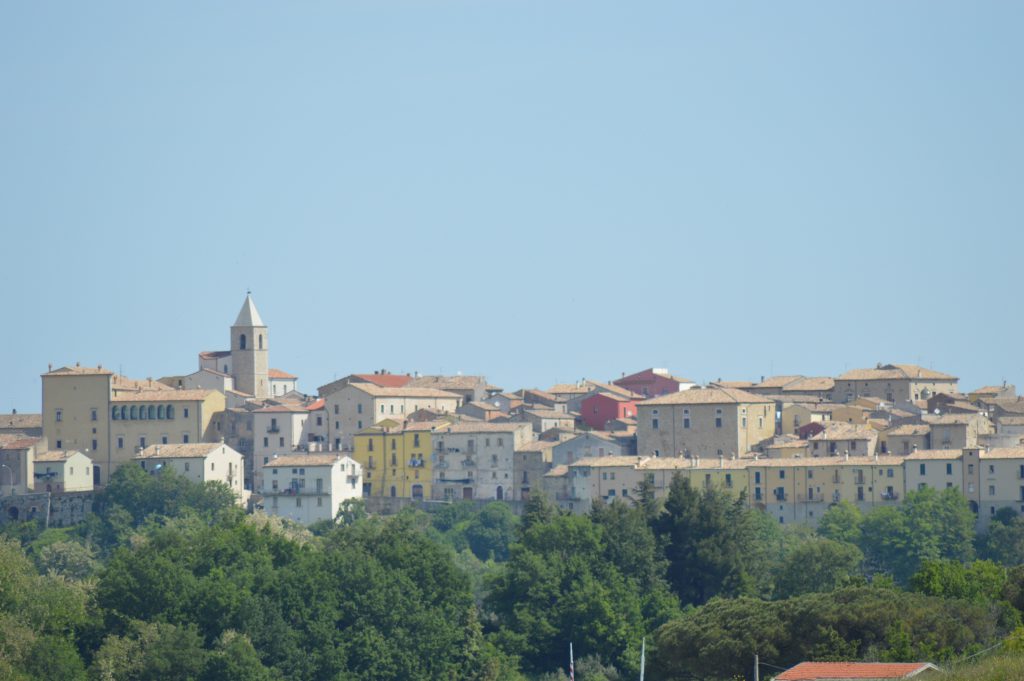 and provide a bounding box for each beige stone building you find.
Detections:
[0,435,44,494]
[880,423,931,454]
[835,364,958,404]
[323,383,462,450]
[904,449,964,494]
[781,402,868,434]
[806,422,878,458]
[922,413,993,449]
[637,387,775,459]
[135,442,245,499]
[33,450,94,493]
[261,453,362,525]
[431,421,533,501]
